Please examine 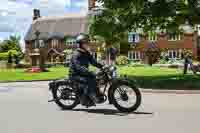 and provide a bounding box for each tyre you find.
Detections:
[111,84,141,113]
[193,71,197,75]
[52,82,79,110]
[192,67,197,75]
